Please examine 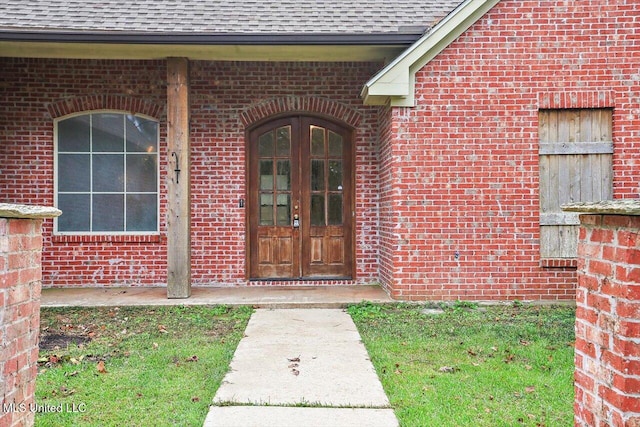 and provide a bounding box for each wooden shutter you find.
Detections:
[539,109,613,258]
